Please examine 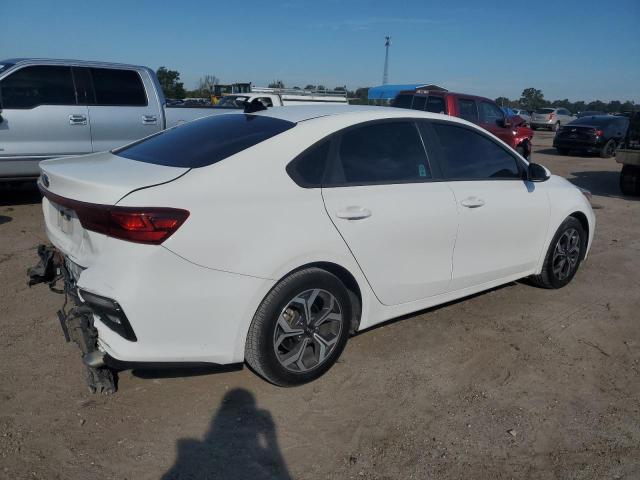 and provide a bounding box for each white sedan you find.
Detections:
[32,105,595,391]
